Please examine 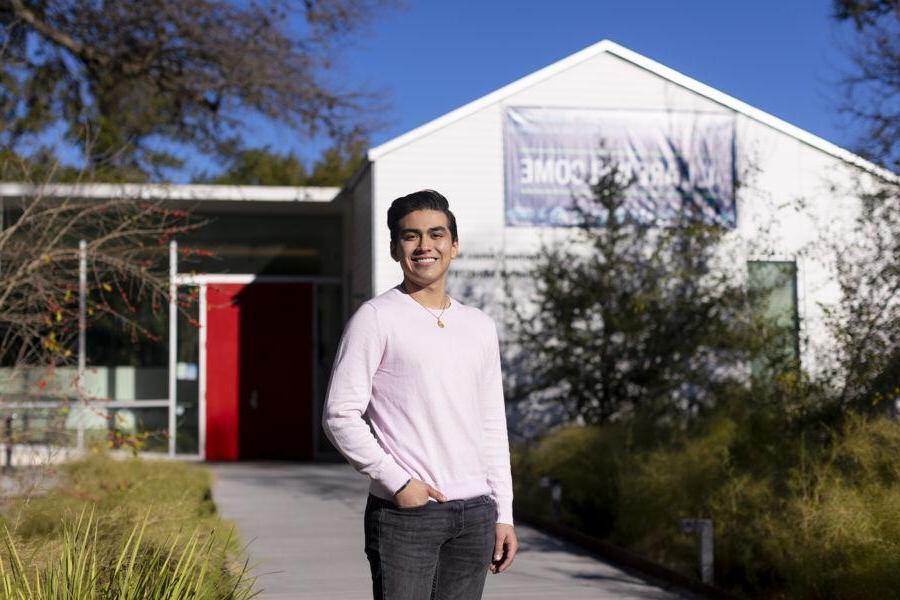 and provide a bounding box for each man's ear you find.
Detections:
[390,241,399,262]
[450,239,459,259]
